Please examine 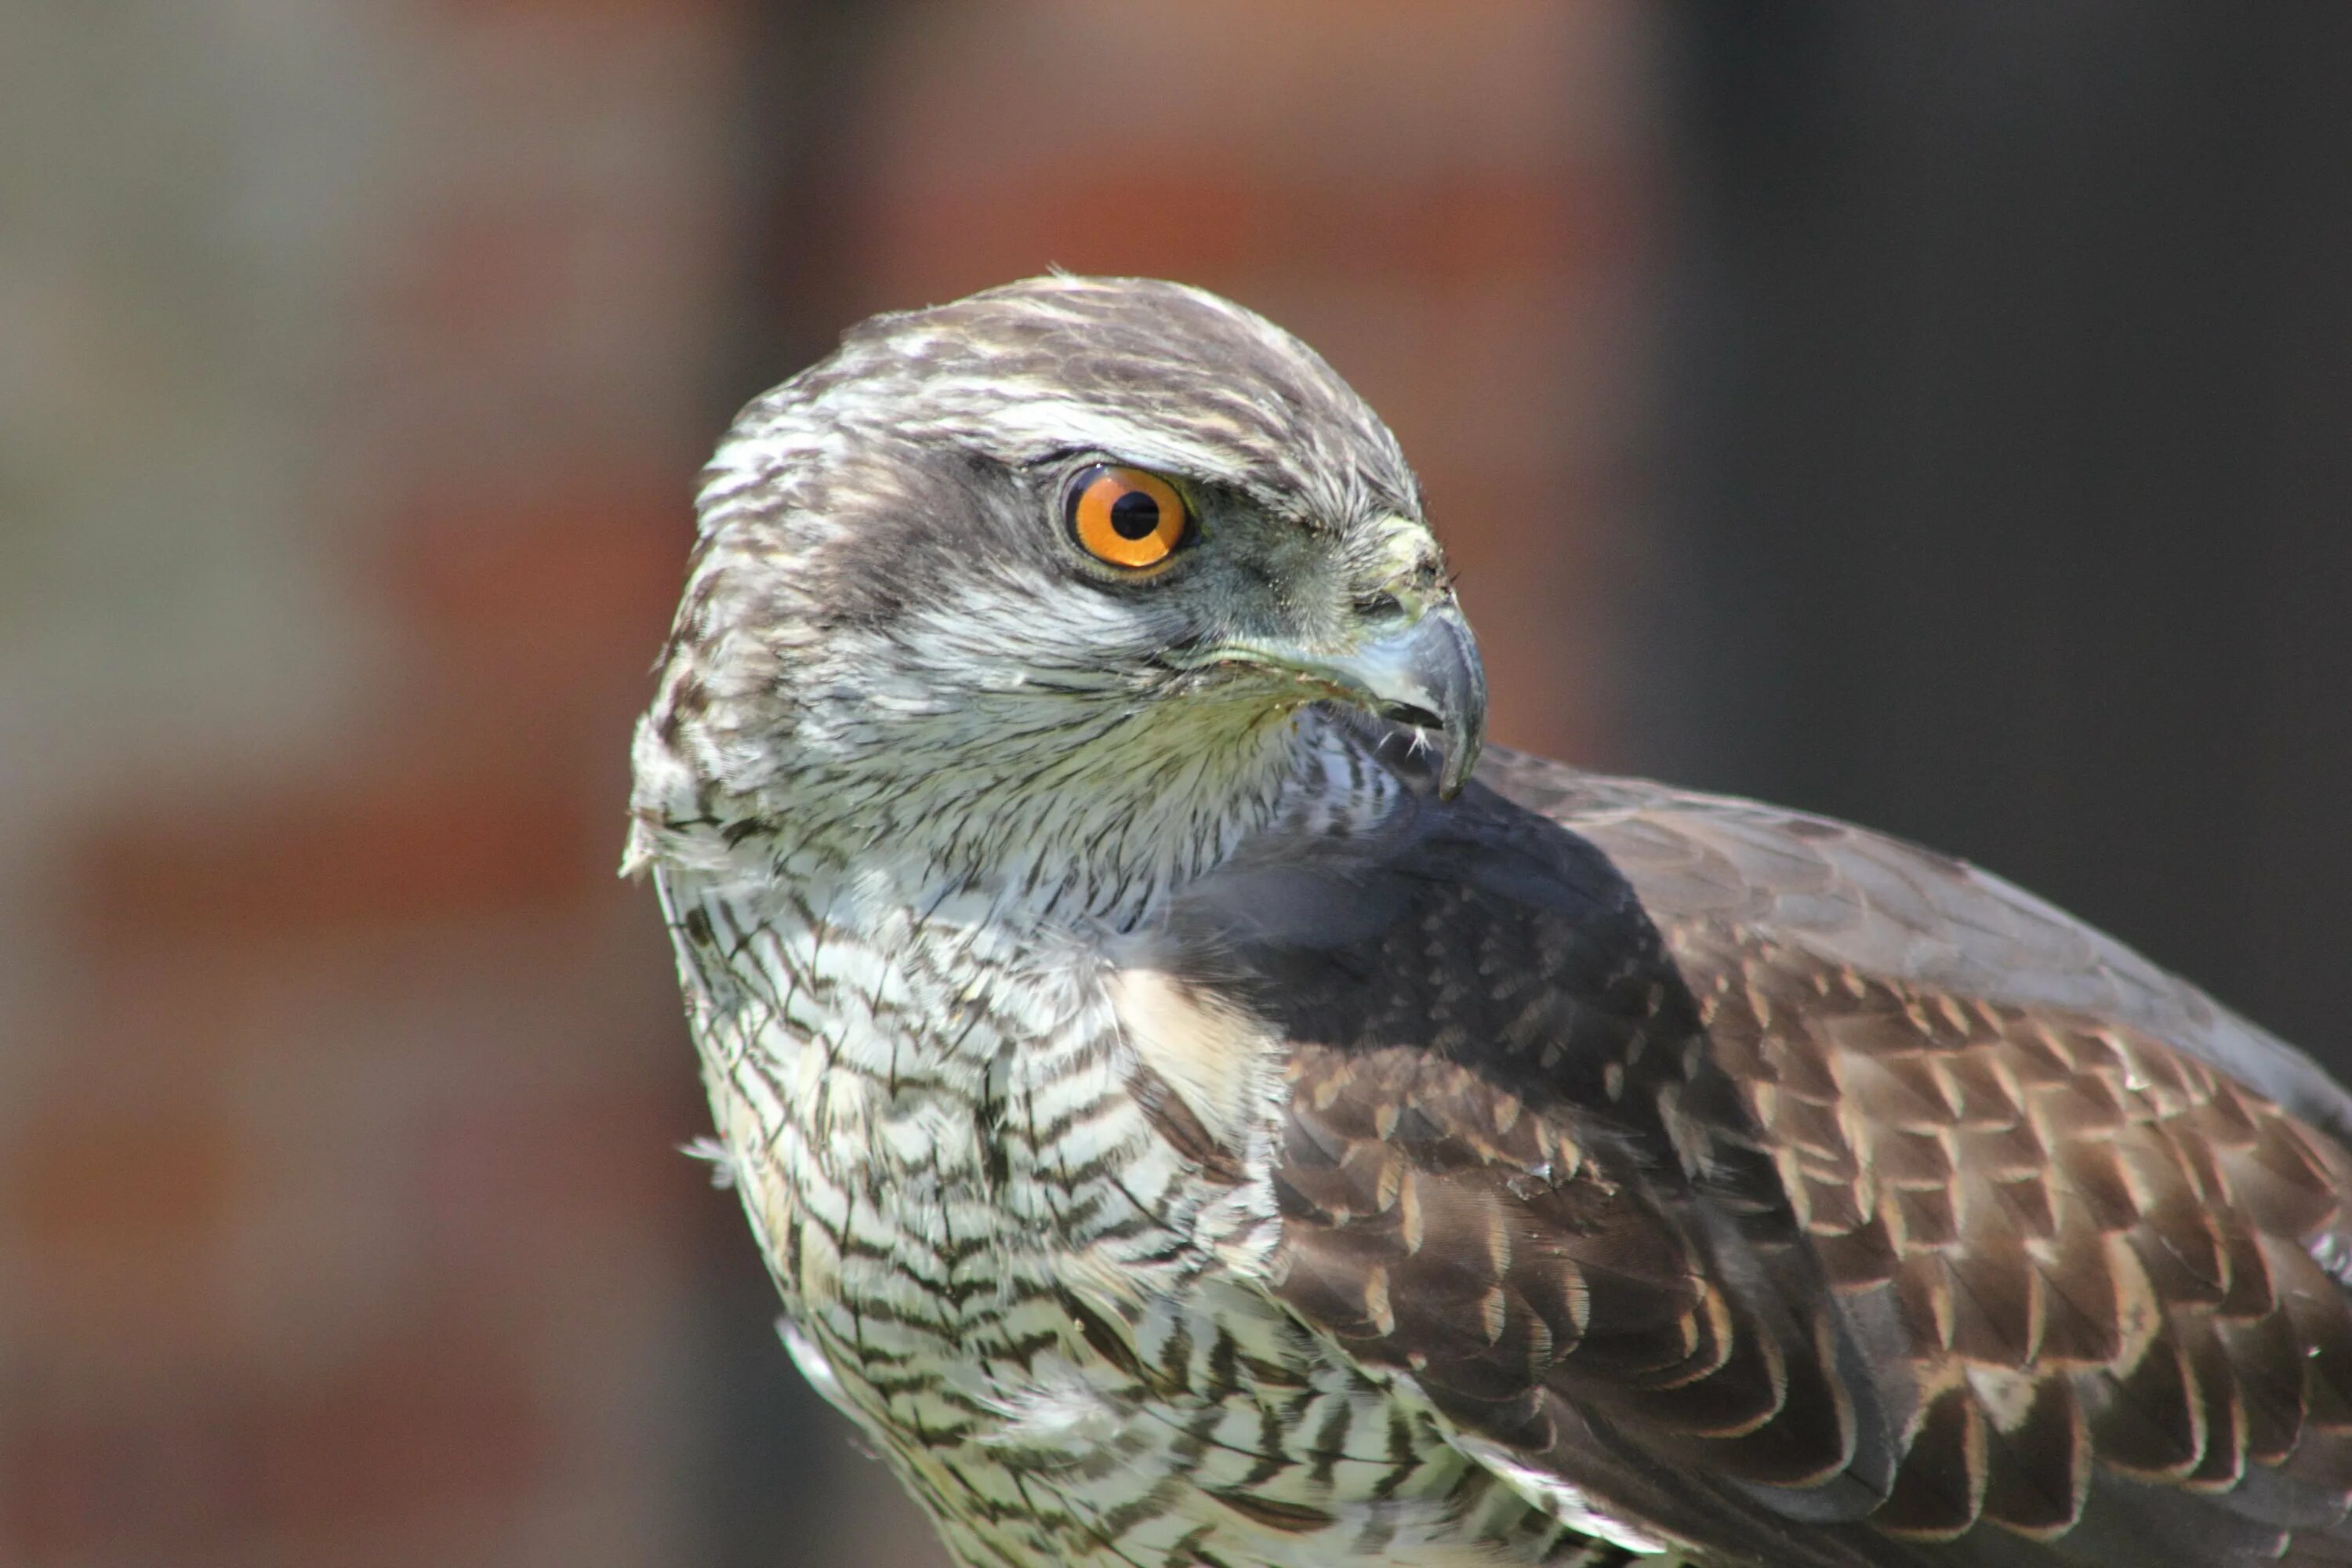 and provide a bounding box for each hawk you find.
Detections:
[628,275,2352,1567]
